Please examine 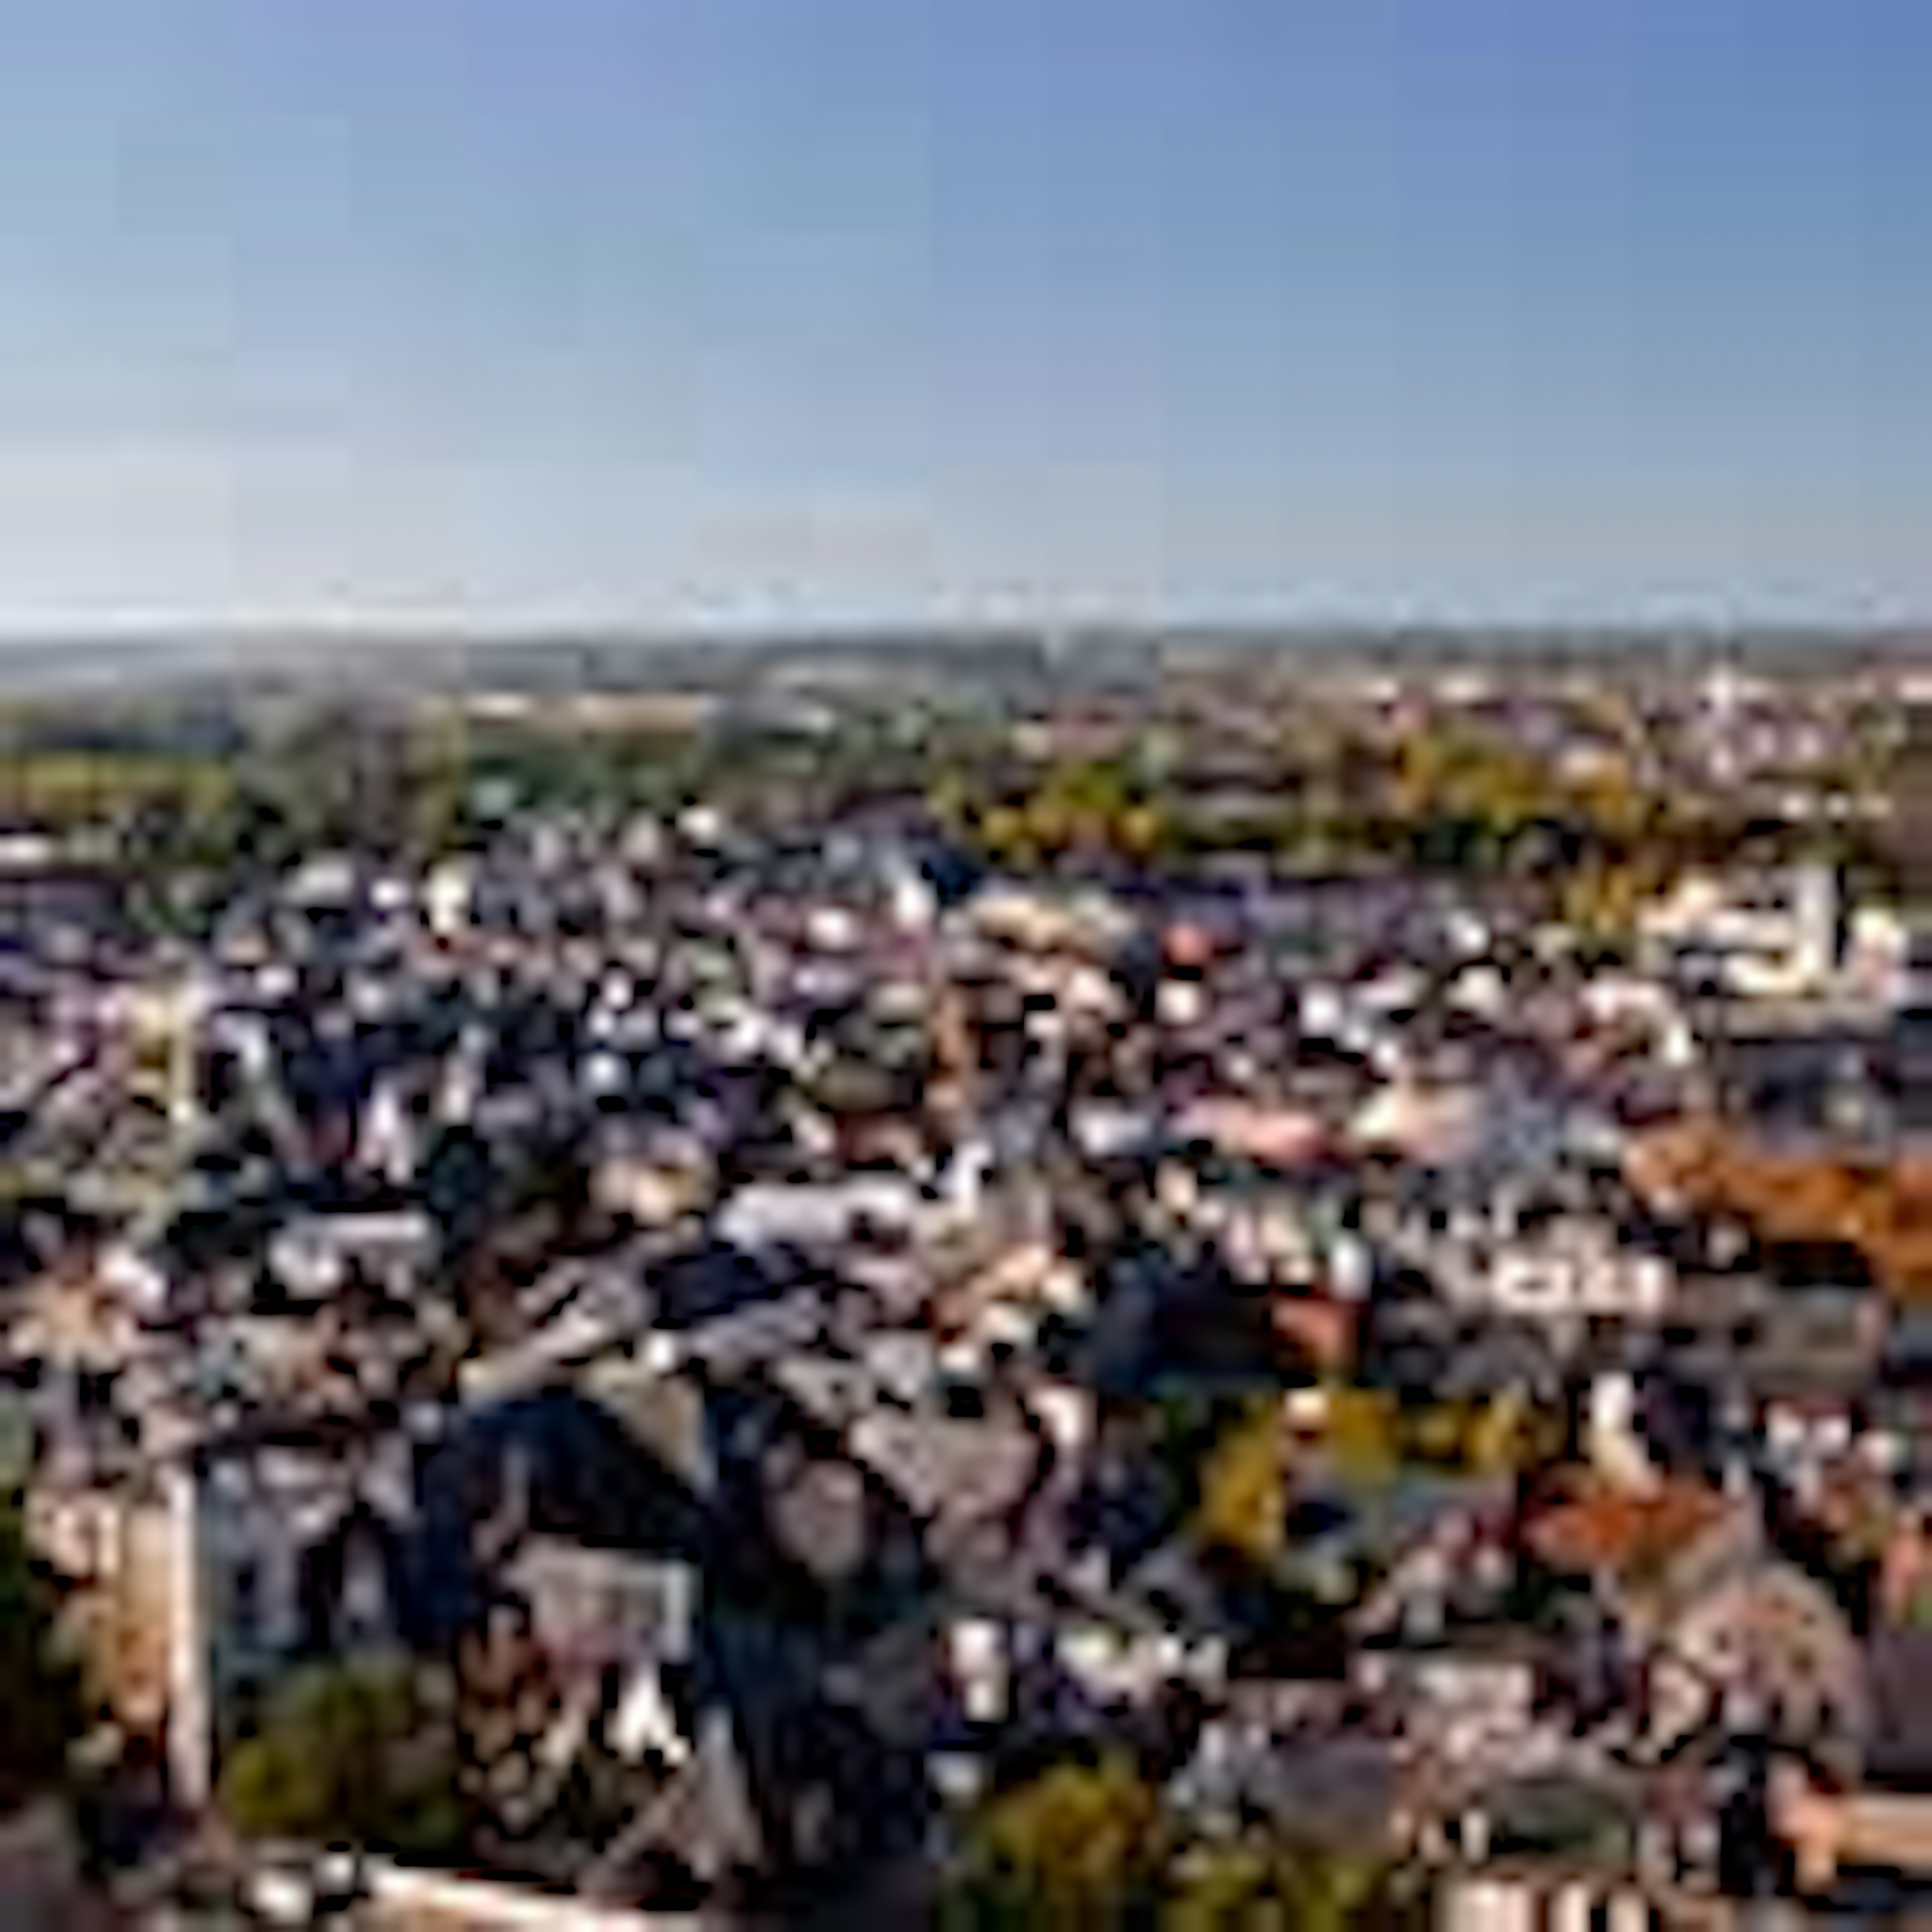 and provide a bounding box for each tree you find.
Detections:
[404,706,472,859]
[1193,1402,1287,1566]
[948,1753,1423,1932]
[218,1654,464,1857]
[1320,1388,1402,1487]
[1463,1389,1554,1480]
[949,1753,1166,1929]
[0,1501,80,1815]
[1163,1841,1409,1932]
